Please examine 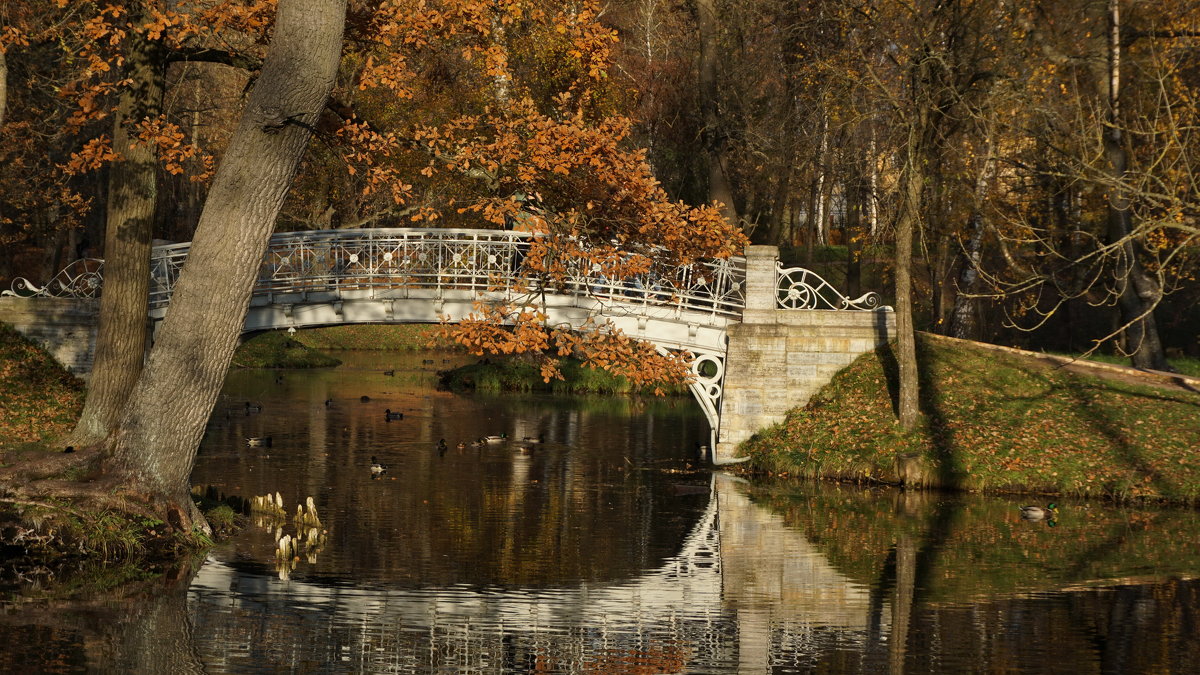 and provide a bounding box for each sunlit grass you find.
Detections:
[744,335,1200,502]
